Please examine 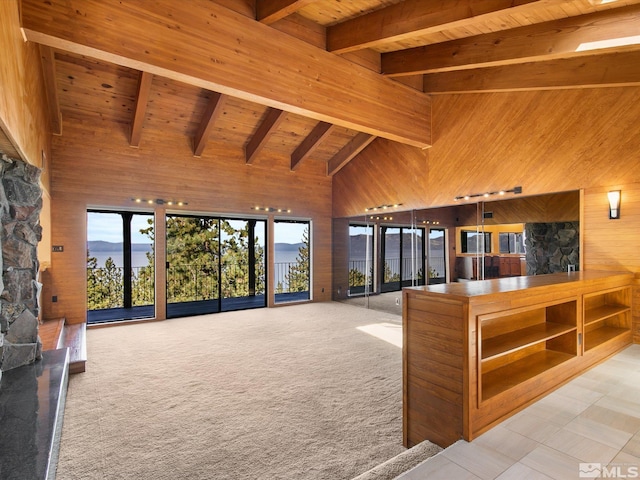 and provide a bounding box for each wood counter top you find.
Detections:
[404,271,633,303]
